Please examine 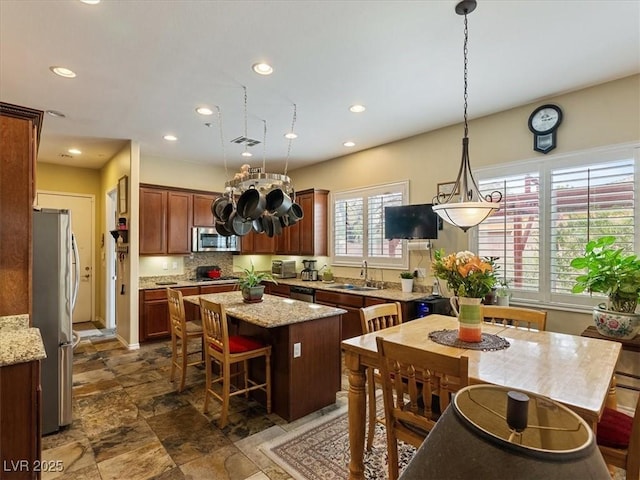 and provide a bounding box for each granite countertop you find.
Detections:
[183,291,347,328]
[0,314,47,367]
[139,278,239,290]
